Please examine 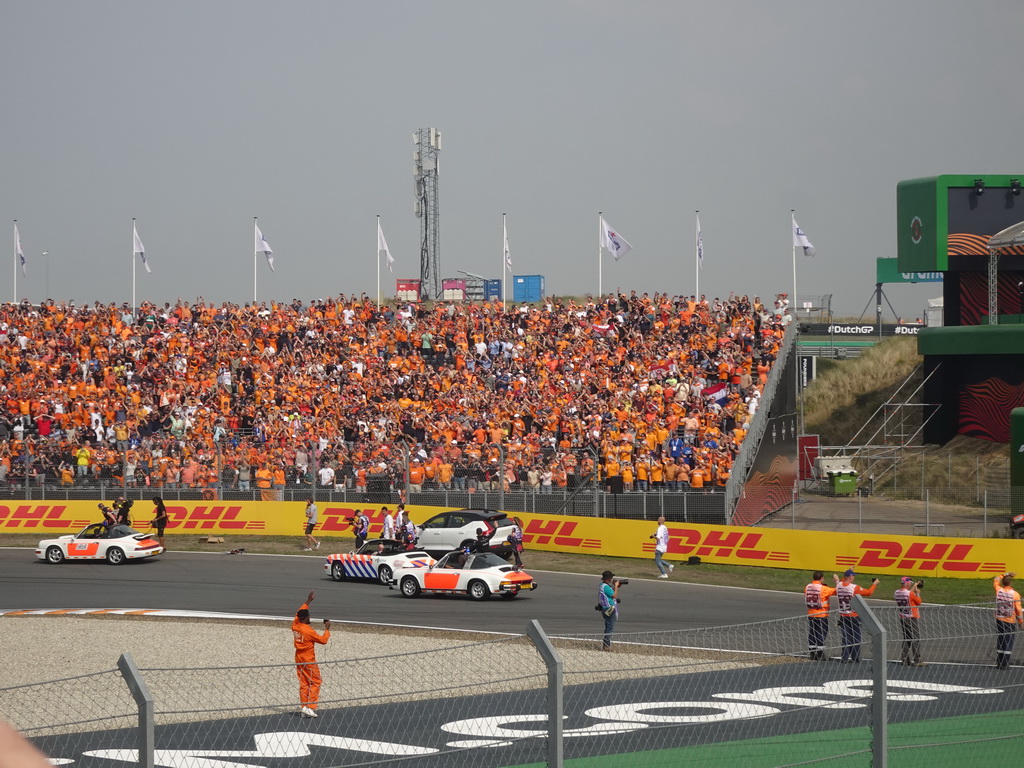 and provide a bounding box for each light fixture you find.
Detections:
[974,178,985,195]
[1011,179,1021,196]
